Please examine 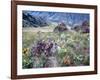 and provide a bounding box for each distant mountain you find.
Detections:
[22,10,90,28]
[23,11,48,27]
